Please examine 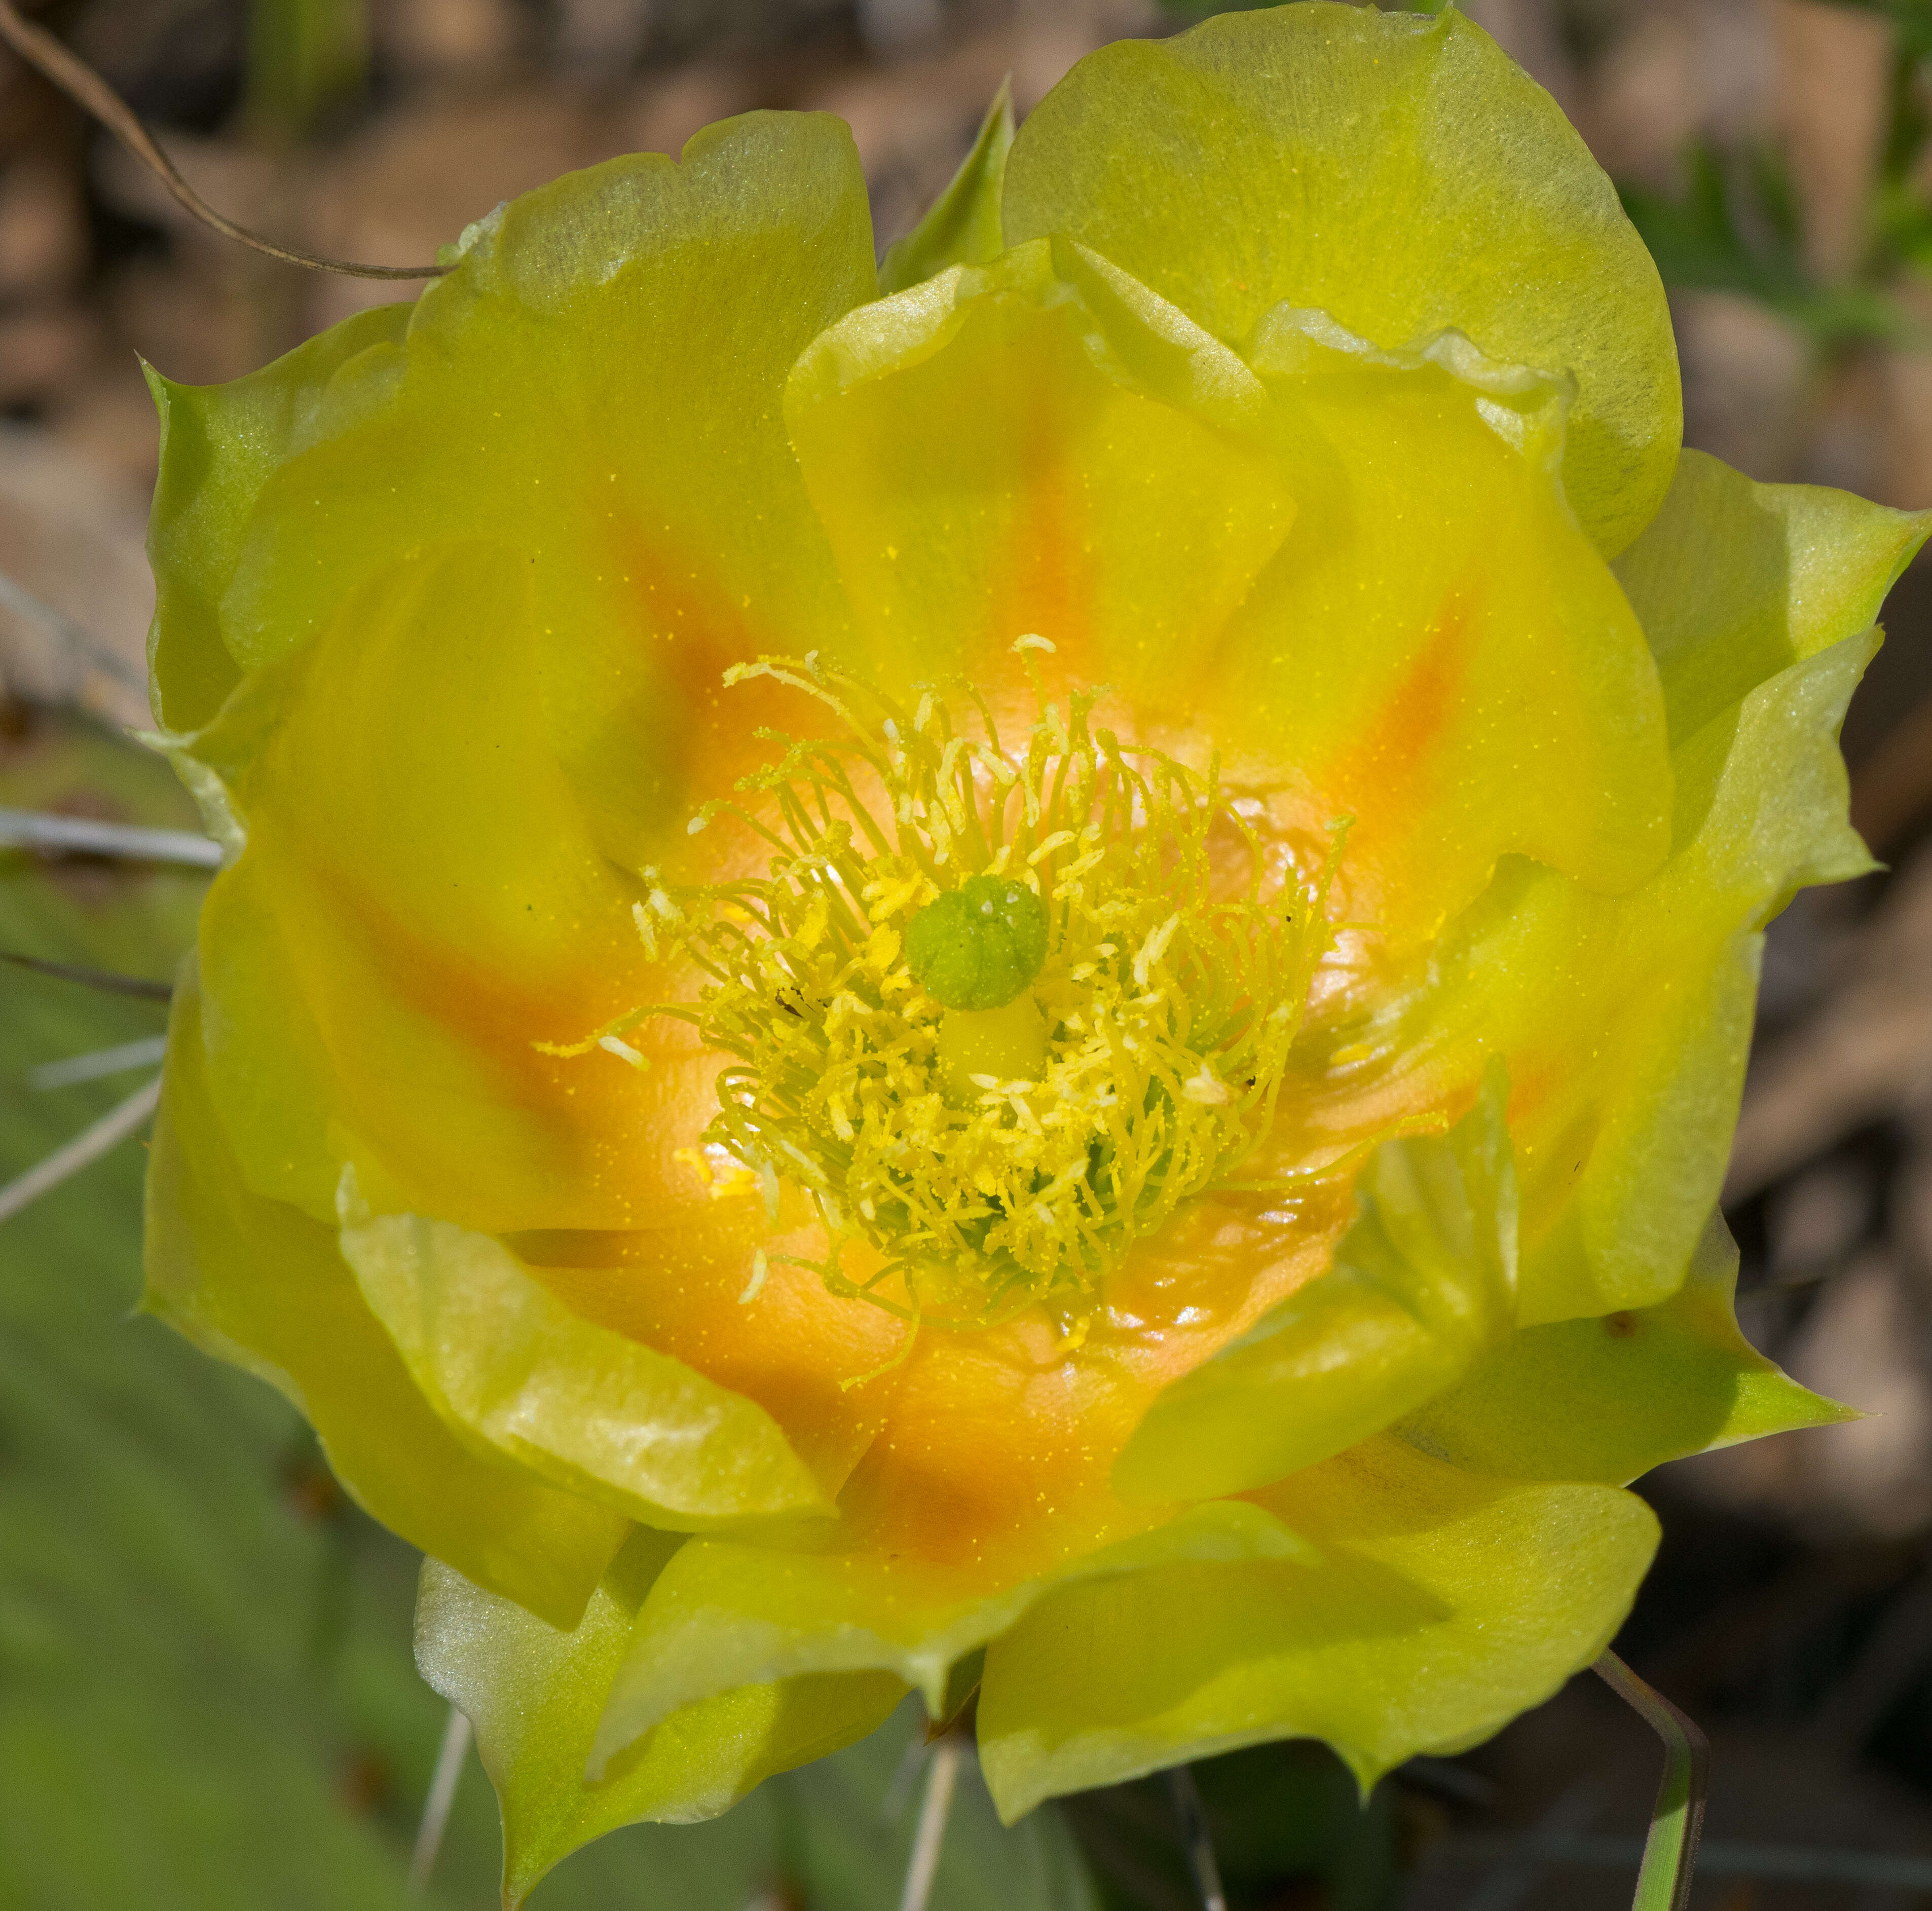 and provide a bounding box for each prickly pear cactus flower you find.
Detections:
[140,2,1927,1898]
